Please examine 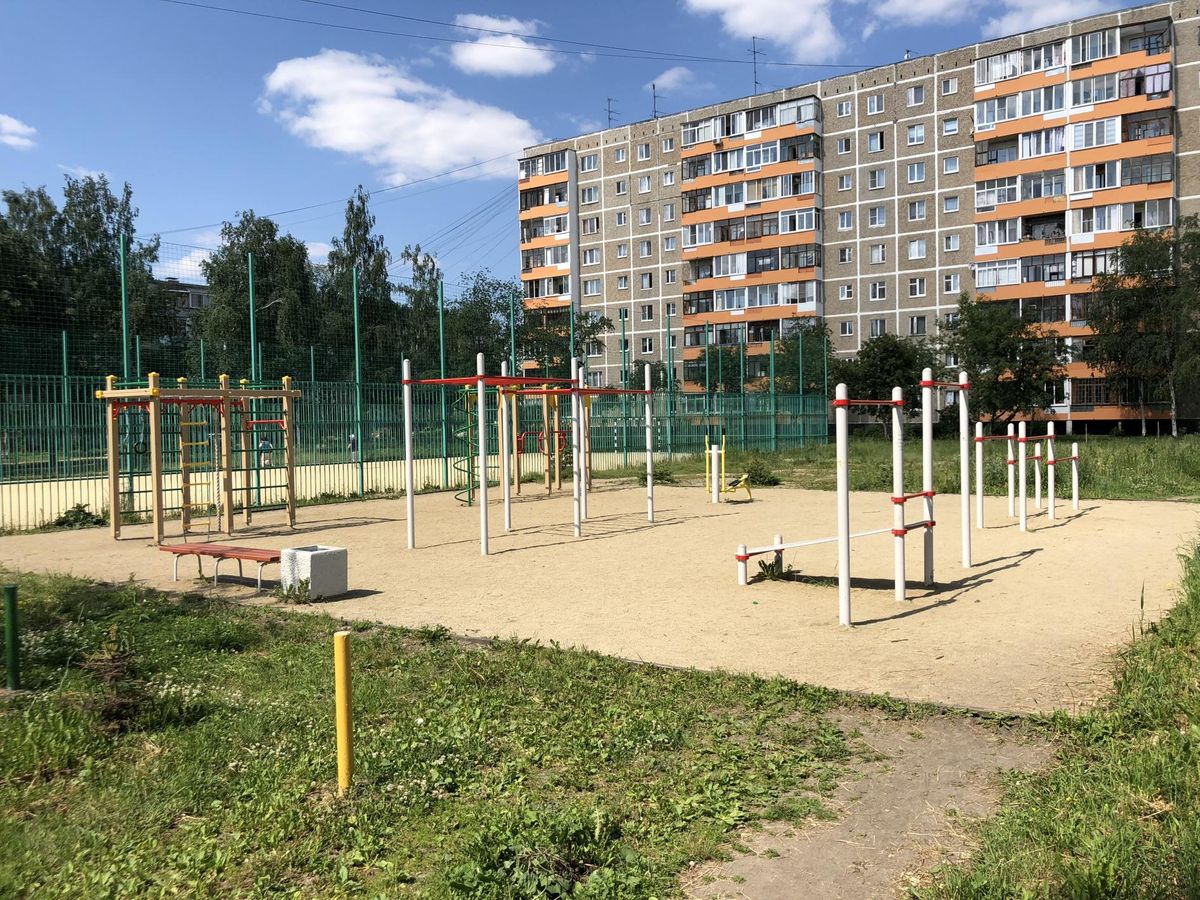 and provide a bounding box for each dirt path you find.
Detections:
[685,713,1051,899]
